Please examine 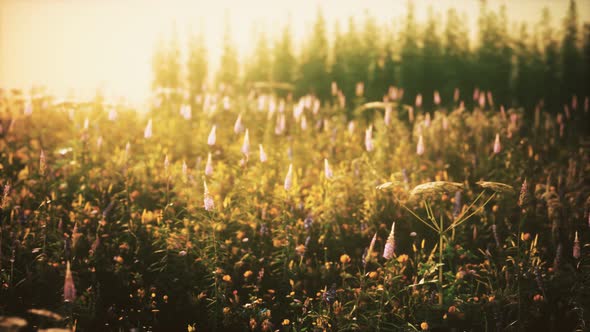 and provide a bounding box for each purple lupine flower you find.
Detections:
[207,125,216,146]
[384,105,392,127]
[205,153,213,176]
[324,158,333,179]
[415,94,422,108]
[64,261,76,302]
[284,164,293,191]
[241,129,250,156]
[434,90,441,106]
[416,135,425,156]
[365,125,374,152]
[144,119,153,139]
[234,114,243,134]
[203,181,214,211]
[493,133,501,154]
[259,144,267,163]
[383,222,396,259]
